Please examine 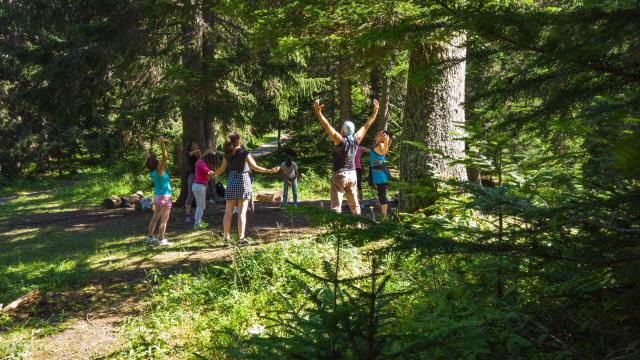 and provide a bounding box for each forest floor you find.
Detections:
[1,198,320,359]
